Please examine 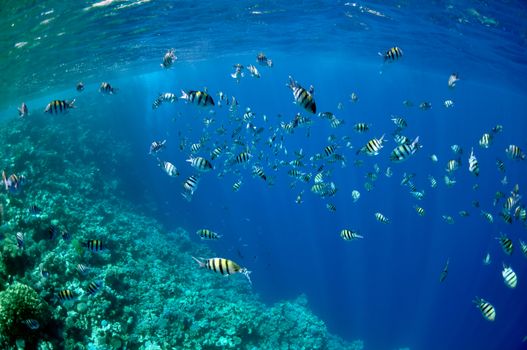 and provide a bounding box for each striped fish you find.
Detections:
[180,90,214,107]
[496,233,513,255]
[358,135,386,156]
[390,136,420,162]
[502,264,517,288]
[414,205,425,216]
[196,229,221,240]
[326,203,337,212]
[520,240,527,258]
[479,133,492,148]
[186,156,213,172]
[354,123,370,133]
[76,263,89,275]
[182,175,199,201]
[161,160,179,177]
[288,76,316,114]
[210,146,224,160]
[473,297,495,321]
[391,116,407,129]
[235,151,252,164]
[252,166,267,181]
[481,211,493,224]
[506,144,525,160]
[374,212,389,224]
[152,92,177,109]
[99,82,117,94]
[340,229,363,241]
[324,145,336,157]
[192,256,252,284]
[22,319,40,330]
[232,180,242,192]
[468,148,479,176]
[380,46,403,62]
[45,99,76,114]
[86,281,102,296]
[82,239,104,252]
[57,289,76,301]
[16,231,24,249]
[446,159,460,173]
